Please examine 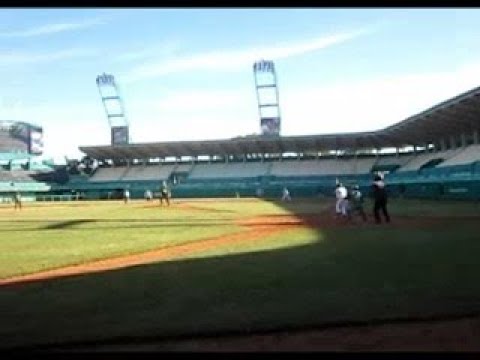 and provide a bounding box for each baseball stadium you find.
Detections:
[2,60,480,350]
